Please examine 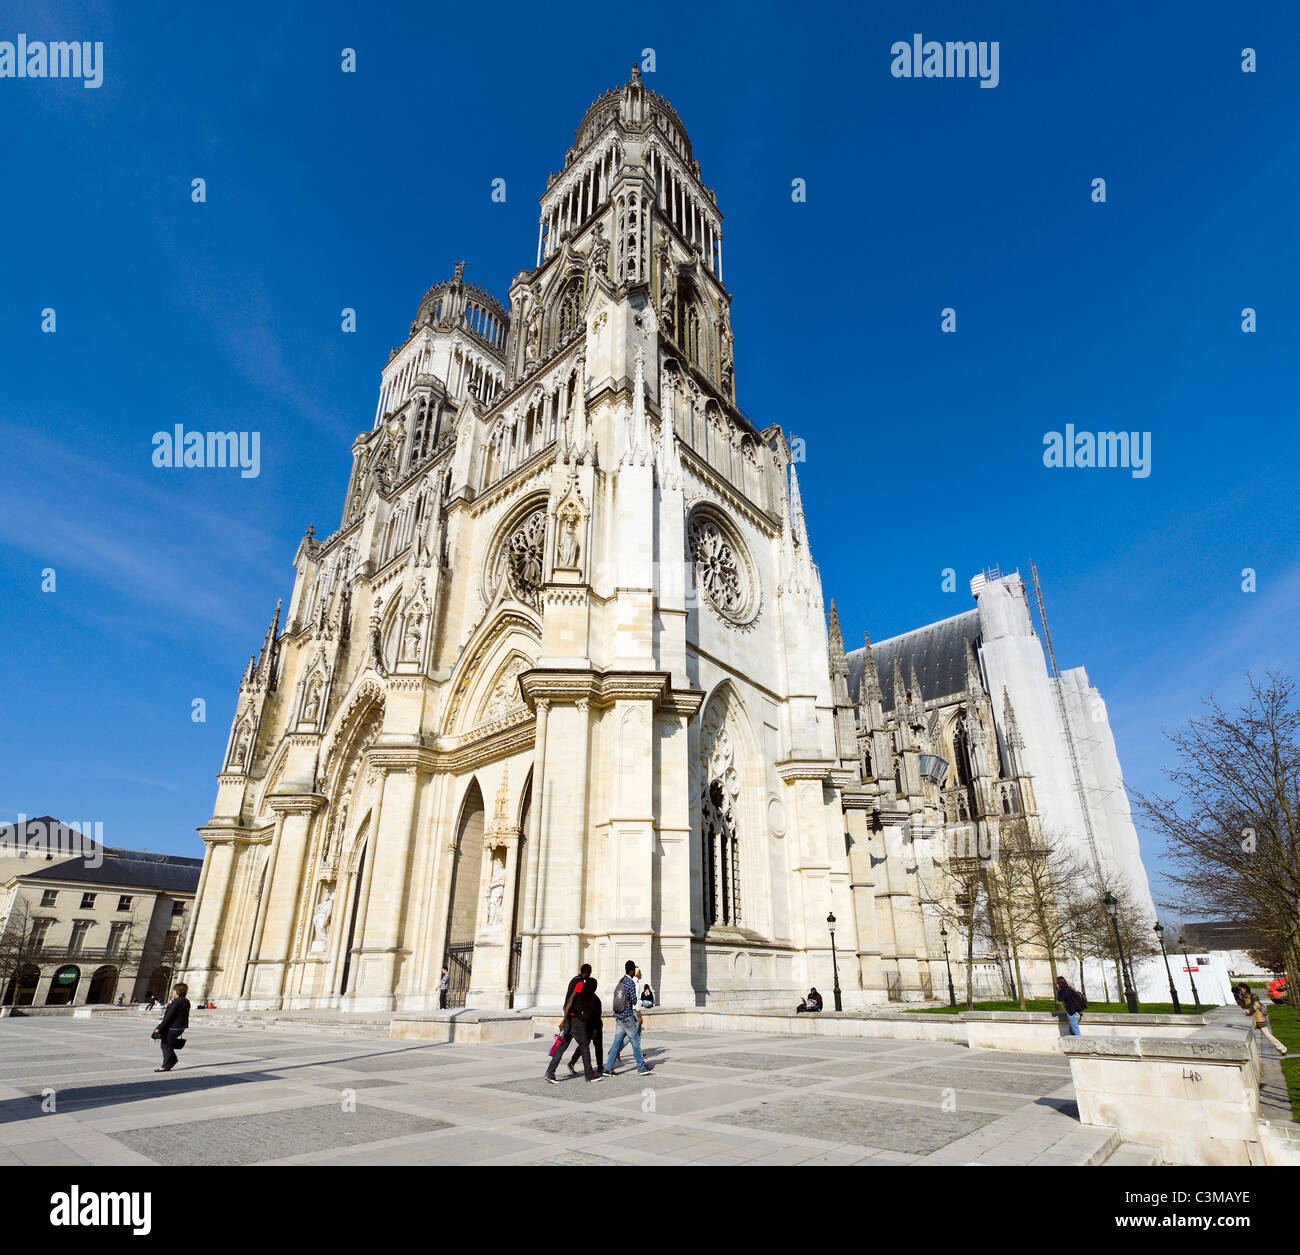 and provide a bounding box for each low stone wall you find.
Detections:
[634,1008,969,1043]
[390,1010,535,1044]
[965,1010,1206,1053]
[1062,1029,1268,1166]
[628,1006,1204,1053]
[1258,1119,1300,1166]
